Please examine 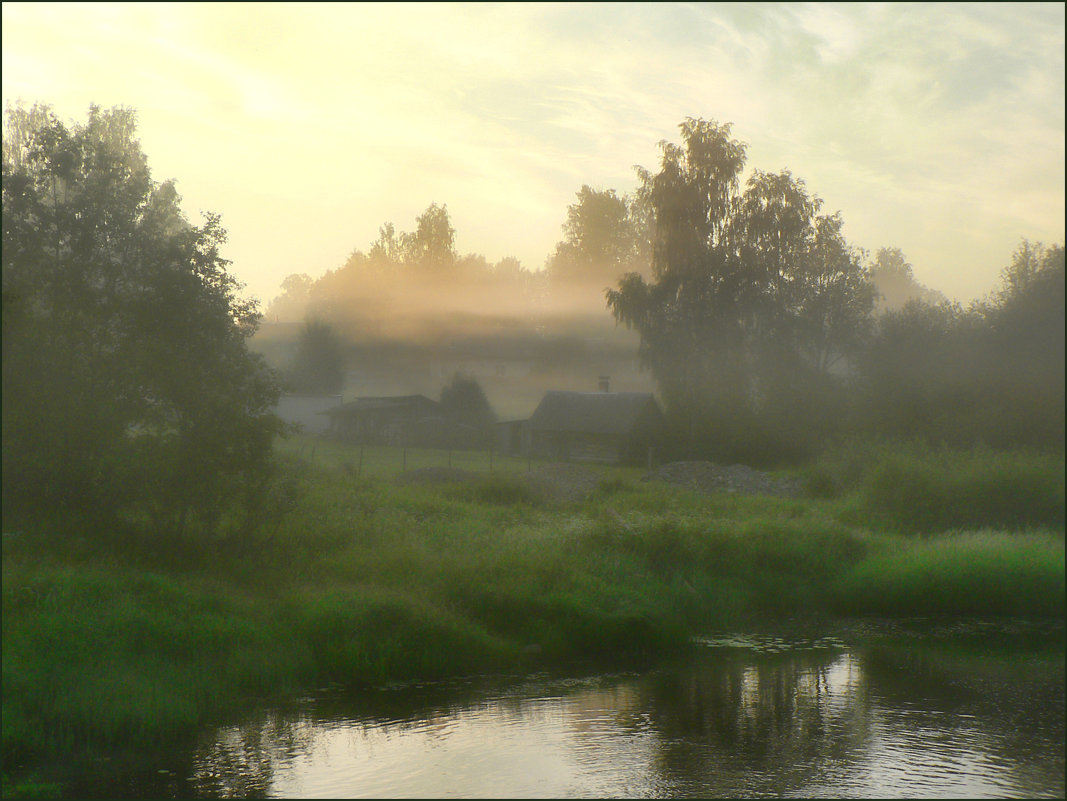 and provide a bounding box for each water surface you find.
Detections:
[80,619,1065,798]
